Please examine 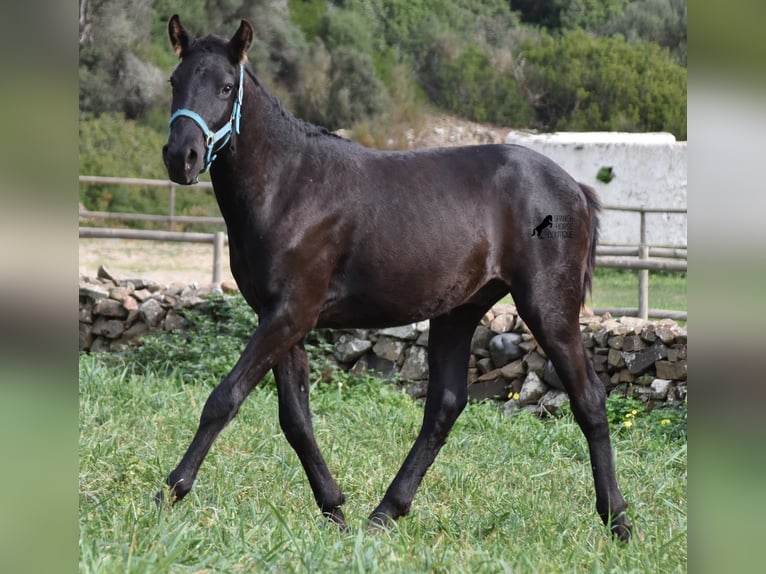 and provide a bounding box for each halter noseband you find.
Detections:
[168,64,244,173]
